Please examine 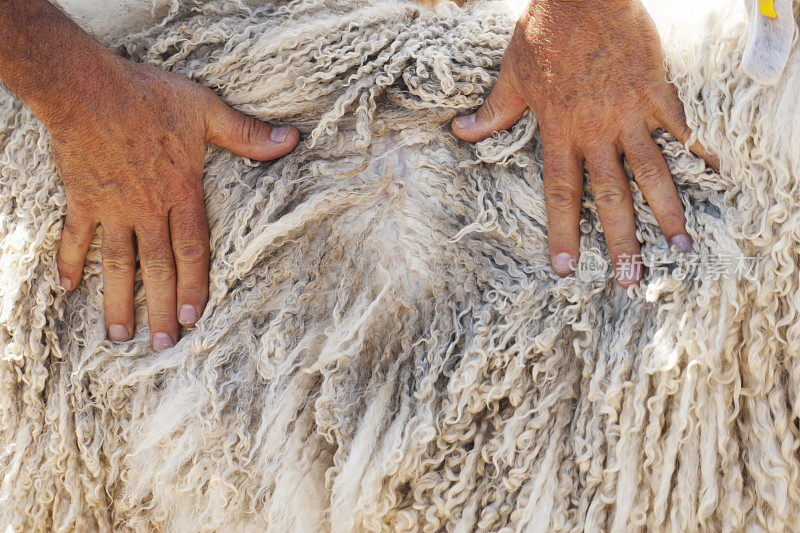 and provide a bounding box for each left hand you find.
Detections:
[52,58,299,350]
